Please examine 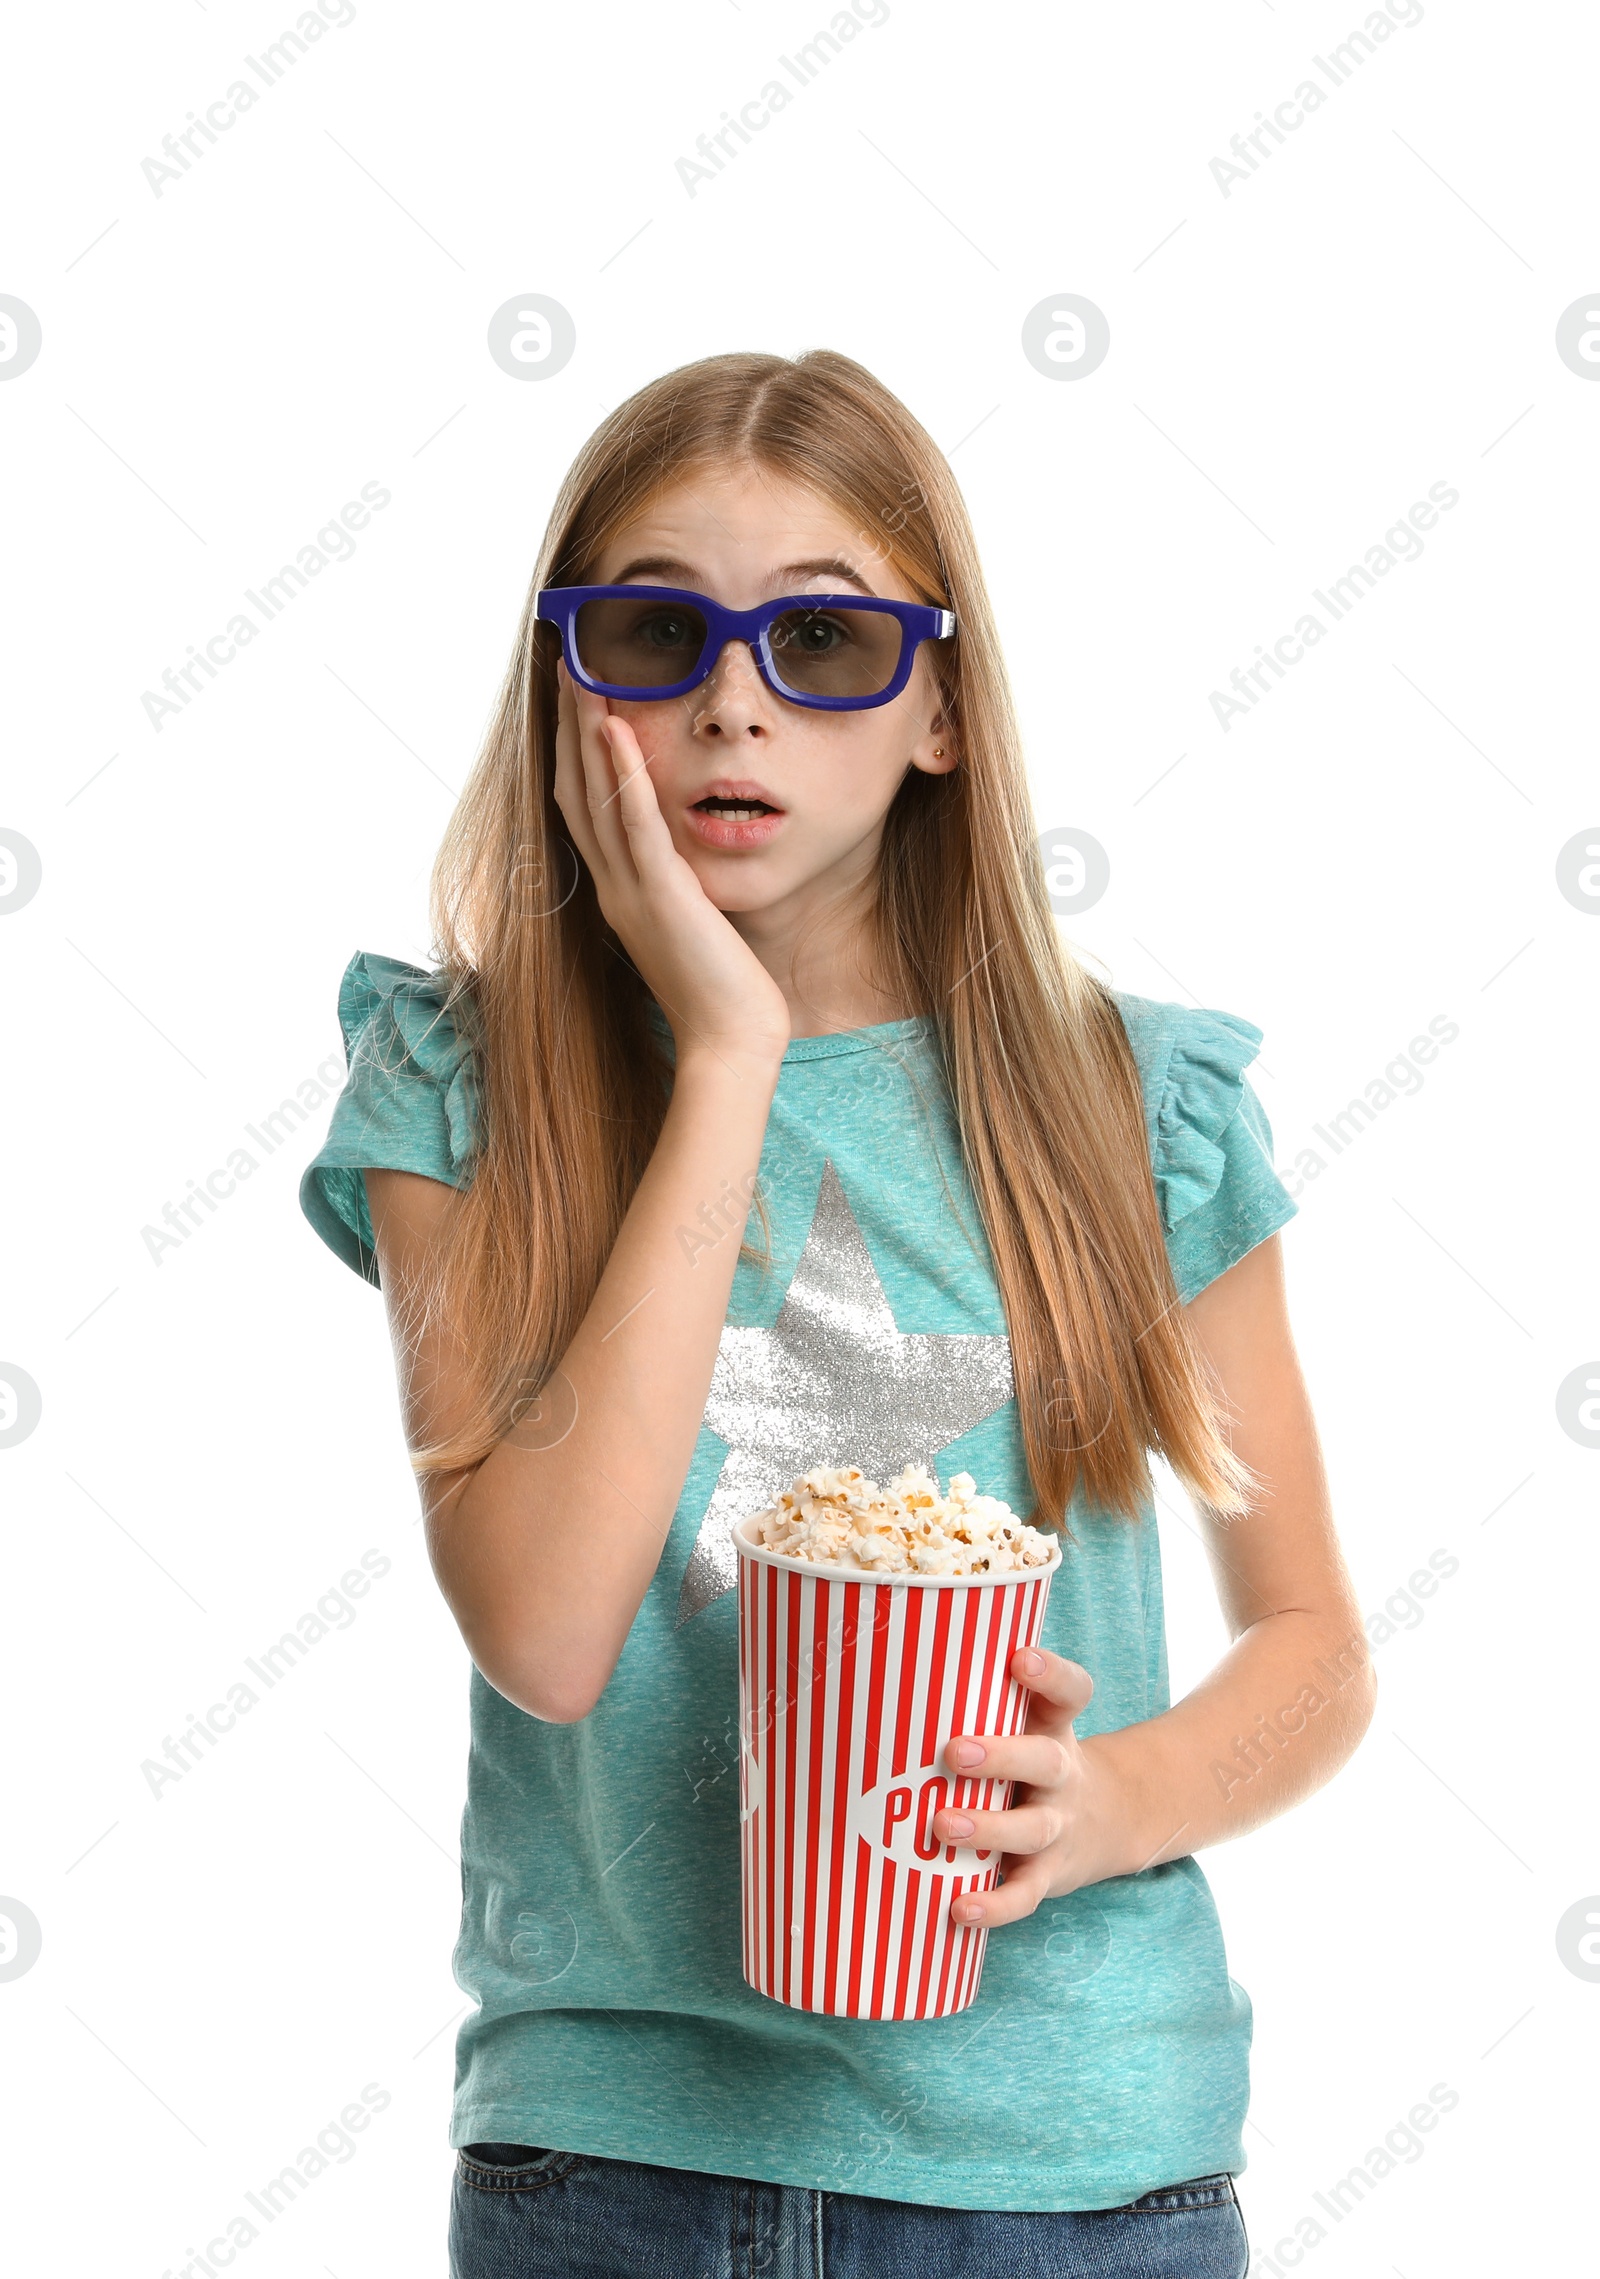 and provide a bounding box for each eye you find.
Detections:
[637,609,697,650]
[775,612,850,655]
